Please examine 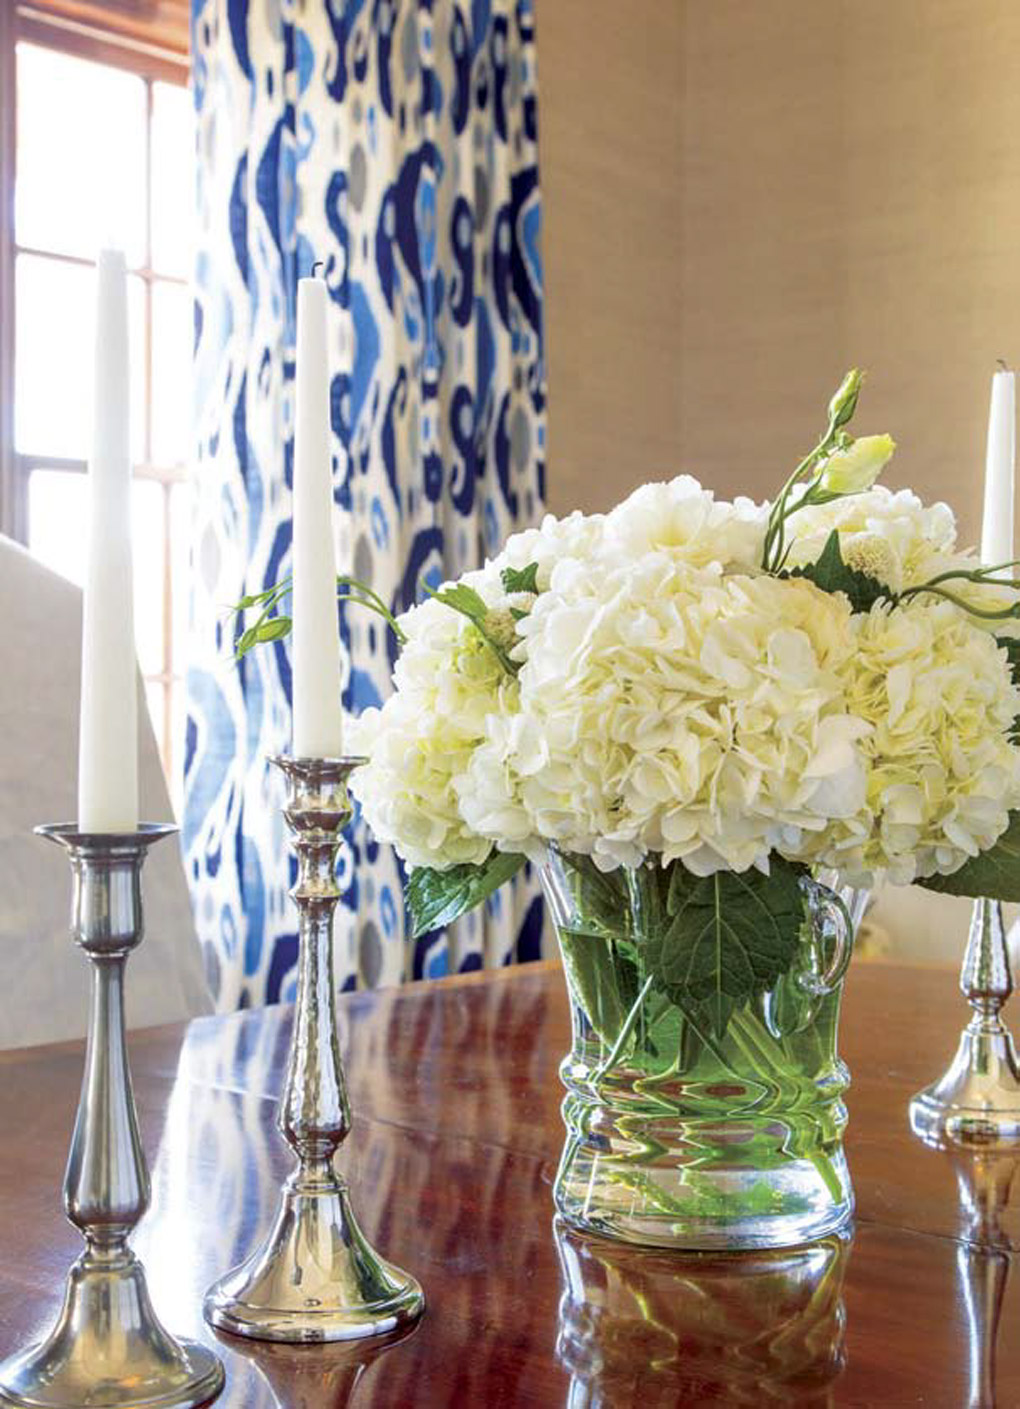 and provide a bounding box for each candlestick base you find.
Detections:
[0,1248,222,1409]
[204,1168,424,1344]
[203,757,424,1345]
[910,898,1020,1147]
[0,824,224,1409]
